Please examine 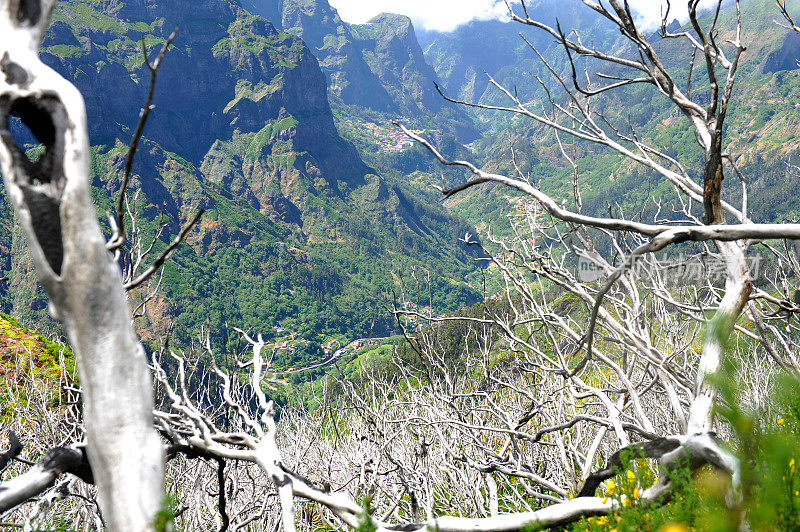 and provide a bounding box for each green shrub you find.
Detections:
[565,368,800,531]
